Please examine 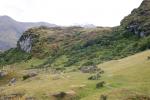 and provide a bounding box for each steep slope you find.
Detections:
[121,0,150,37]
[0,15,57,51]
